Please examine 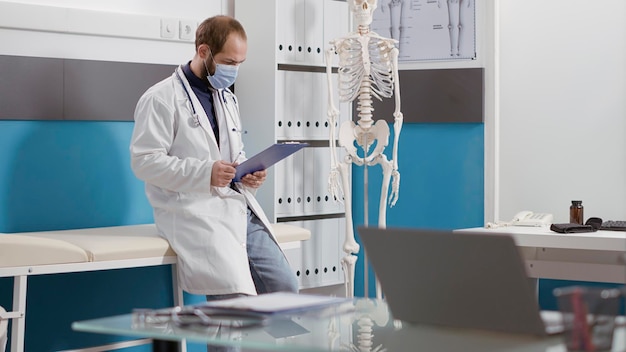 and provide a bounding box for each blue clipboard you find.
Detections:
[234,143,308,182]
